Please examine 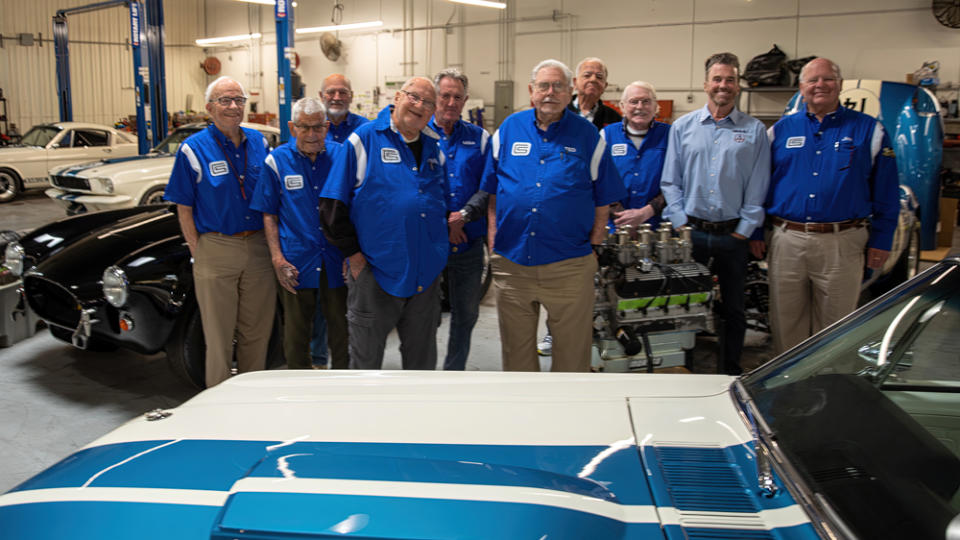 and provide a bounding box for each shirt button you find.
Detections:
[420,213,426,218]
[807,216,812,220]
[417,285,423,292]
[452,246,459,253]
[413,167,418,171]
[540,160,545,164]
[632,190,637,194]
[449,173,454,177]
[714,140,719,144]
[813,172,819,176]
[709,190,714,194]
[809,194,816,198]
[316,267,321,271]
[245,216,250,219]
[530,231,536,236]
[532,208,537,213]
[815,150,821,155]
[542,138,548,142]
[536,183,541,187]
[418,189,423,193]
